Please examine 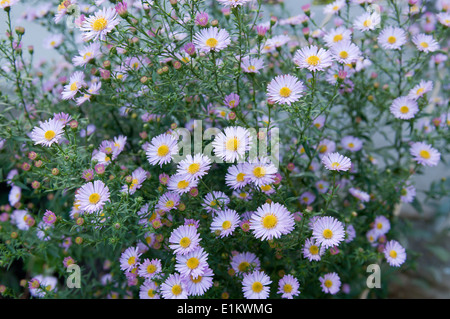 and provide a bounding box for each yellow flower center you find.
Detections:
[127,256,136,266]
[191,275,203,283]
[236,172,246,182]
[147,264,157,274]
[387,36,397,44]
[261,184,272,192]
[187,163,200,175]
[165,200,174,208]
[324,279,333,288]
[187,257,200,269]
[279,86,292,98]
[92,17,108,32]
[70,81,78,91]
[363,19,372,27]
[83,52,92,60]
[248,65,256,72]
[348,142,355,148]
[156,144,169,157]
[222,220,232,230]
[400,106,409,114]
[238,261,250,272]
[262,214,278,229]
[177,180,189,189]
[416,88,424,95]
[331,162,340,169]
[251,281,263,293]
[319,145,328,153]
[179,236,191,248]
[323,229,333,239]
[306,55,320,66]
[389,250,397,258]
[339,51,349,59]
[377,222,383,229]
[88,193,100,204]
[225,137,240,151]
[420,42,429,48]
[283,284,293,293]
[253,166,266,178]
[206,37,218,48]
[419,150,430,159]
[171,284,182,296]
[44,130,56,141]
[147,289,156,298]
[309,245,319,255]
[333,34,343,42]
